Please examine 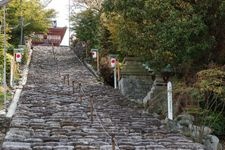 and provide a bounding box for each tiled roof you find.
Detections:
[32,27,67,46]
